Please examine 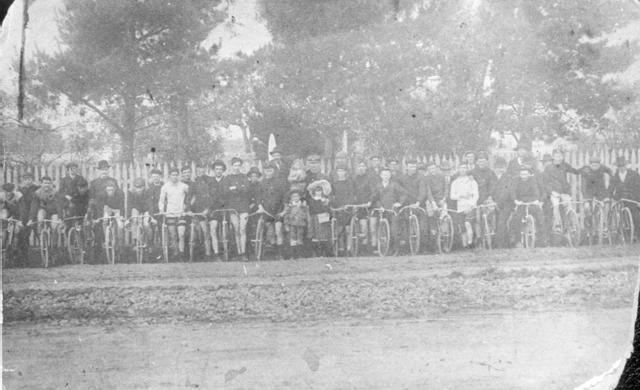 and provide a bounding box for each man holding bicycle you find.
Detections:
[541,150,579,233]
[208,160,228,260]
[449,163,478,248]
[510,165,543,247]
[189,163,213,257]
[28,176,64,235]
[225,157,250,261]
[610,156,640,240]
[158,167,190,258]
[370,166,407,254]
